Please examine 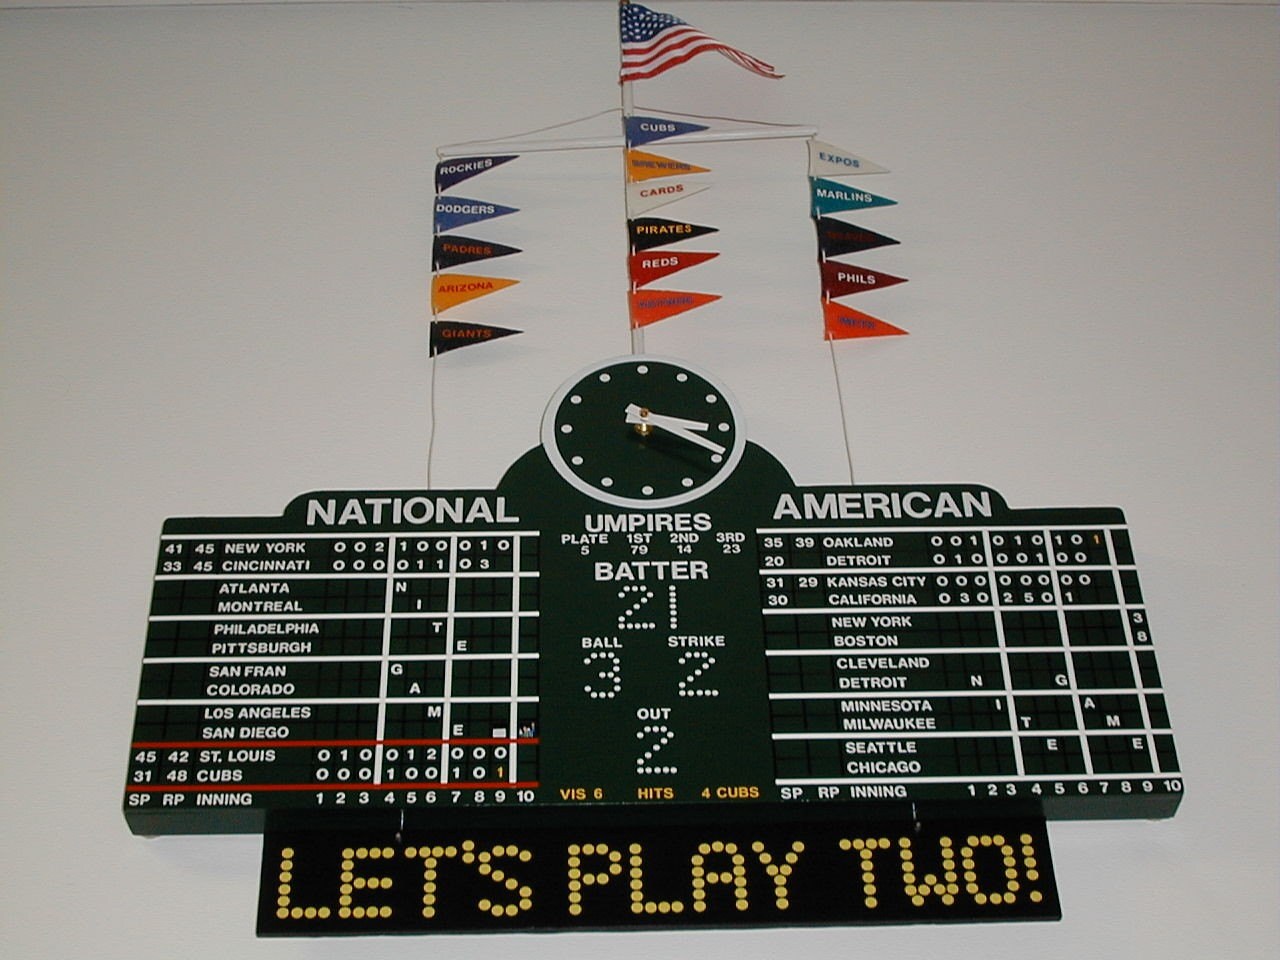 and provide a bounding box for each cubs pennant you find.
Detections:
[816,218,900,258]
[434,155,517,193]
[626,178,710,216]
[625,115,710,147]
[628,289,720,328]
[431,273,519,313]
[434,196,518,233]
[807,140,889,178]
[823,301,908,340]
[629,250,719,288]
[430,319,522,356]
[629,217,718,252]
[432,235,522,271]
[809,177,896,217]
[819,260,908,299]
[627,149,710,182]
